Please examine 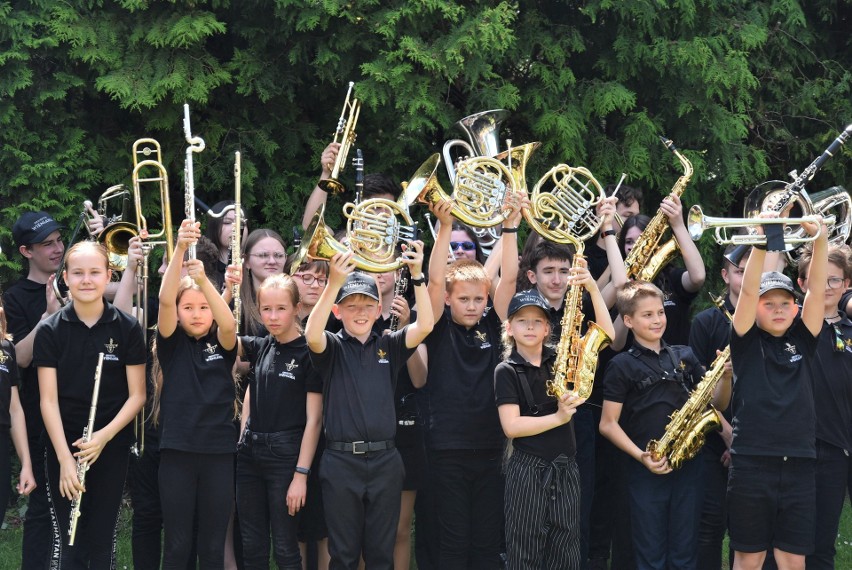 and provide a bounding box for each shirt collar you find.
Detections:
[60,299,118,325]
[339,327,380,344]
[628,338,669,357]
[506,346,556,367]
